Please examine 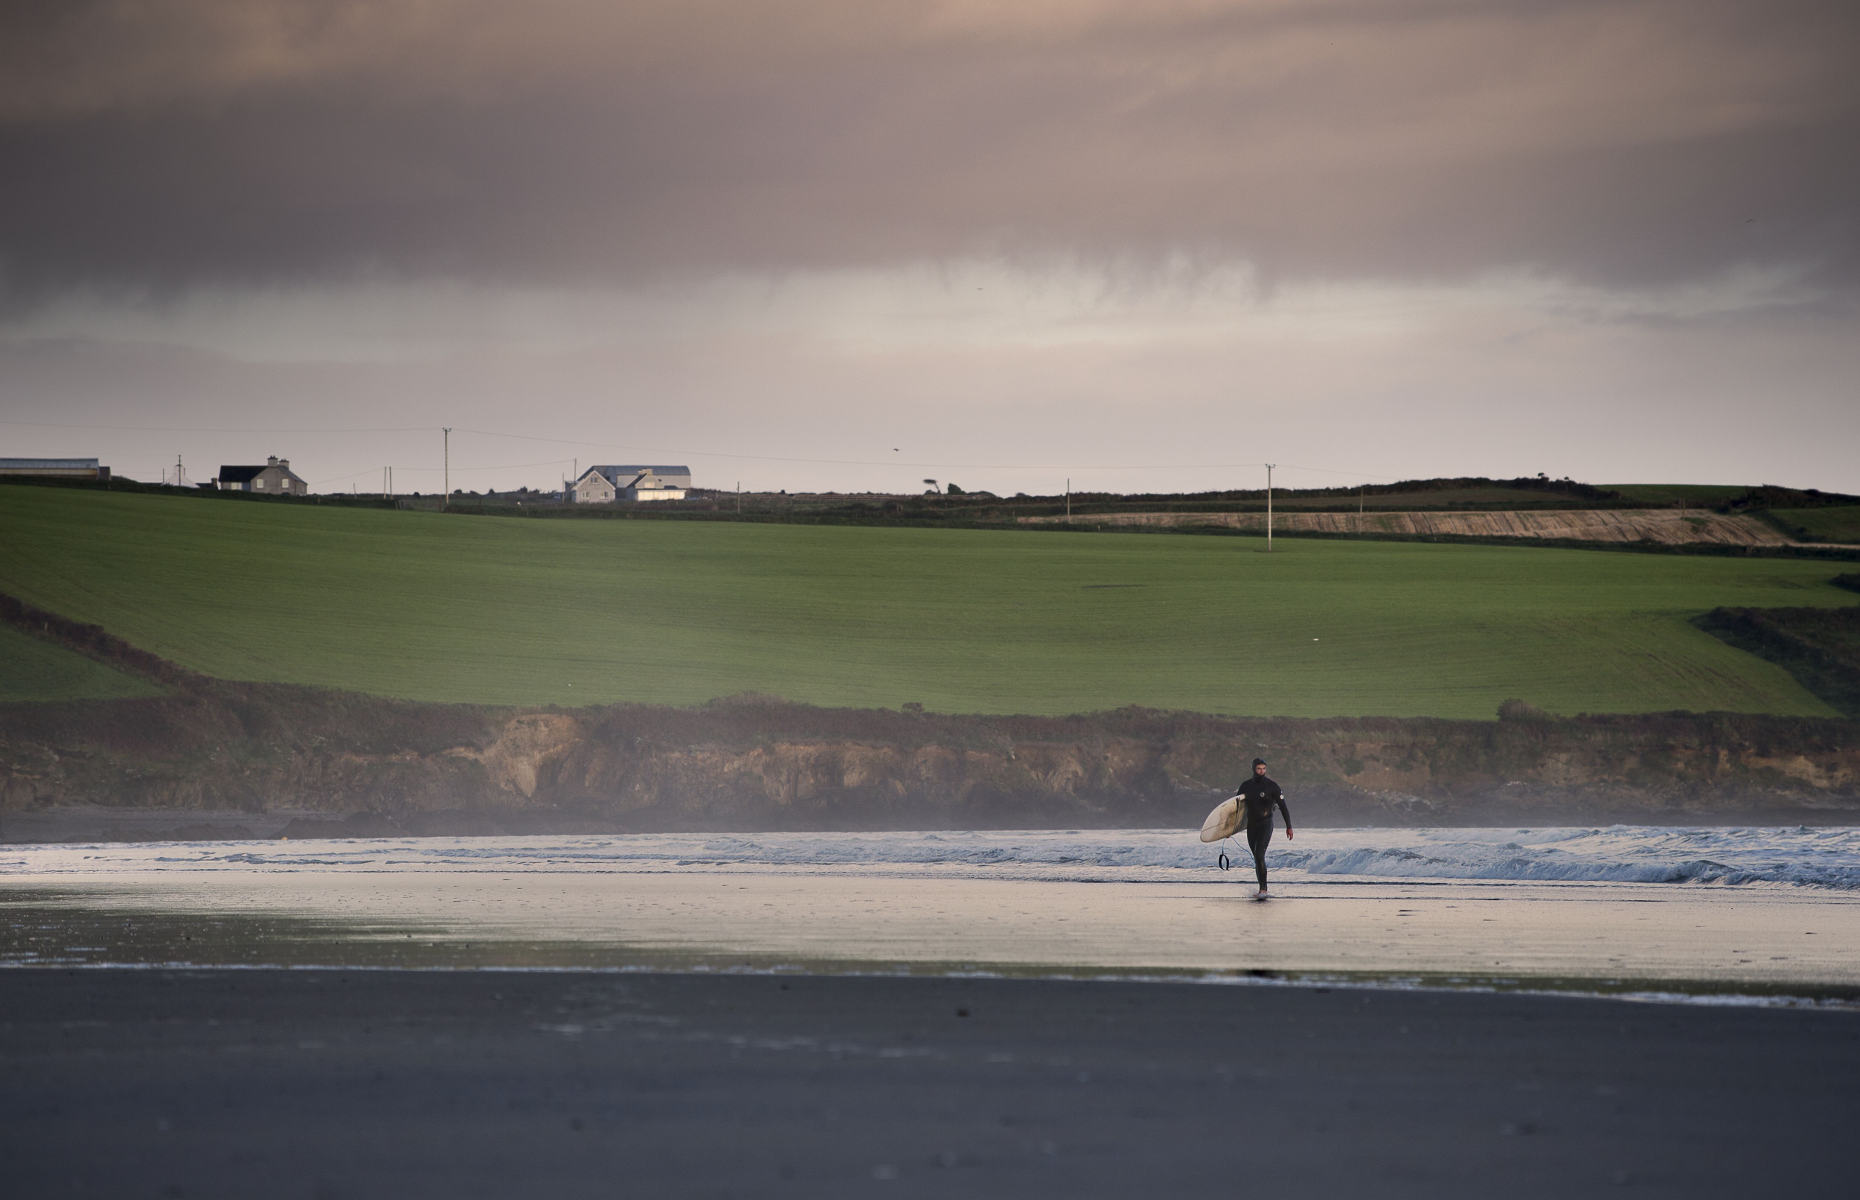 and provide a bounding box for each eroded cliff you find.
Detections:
[4,684,1858,840]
